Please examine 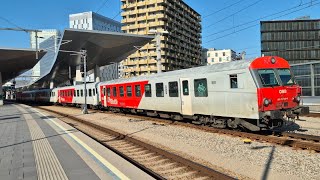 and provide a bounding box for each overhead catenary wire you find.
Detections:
[202,0,245,19]
[96,0,110,13]
[112,2,128,20]
[203,1,320,44]
[0,16,26,32]
[203,0,318,38]
[204,0,264,29]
